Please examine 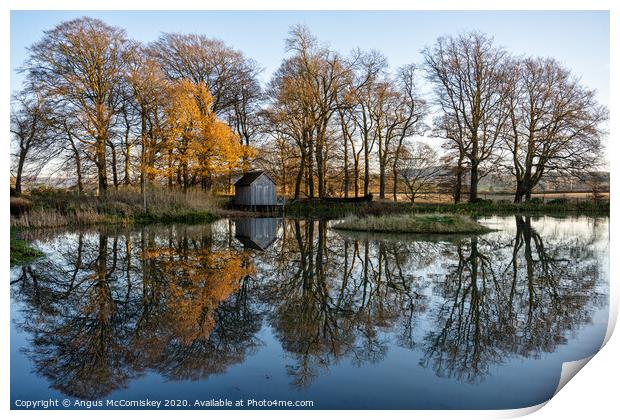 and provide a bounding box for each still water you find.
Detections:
[10,215,609,409]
